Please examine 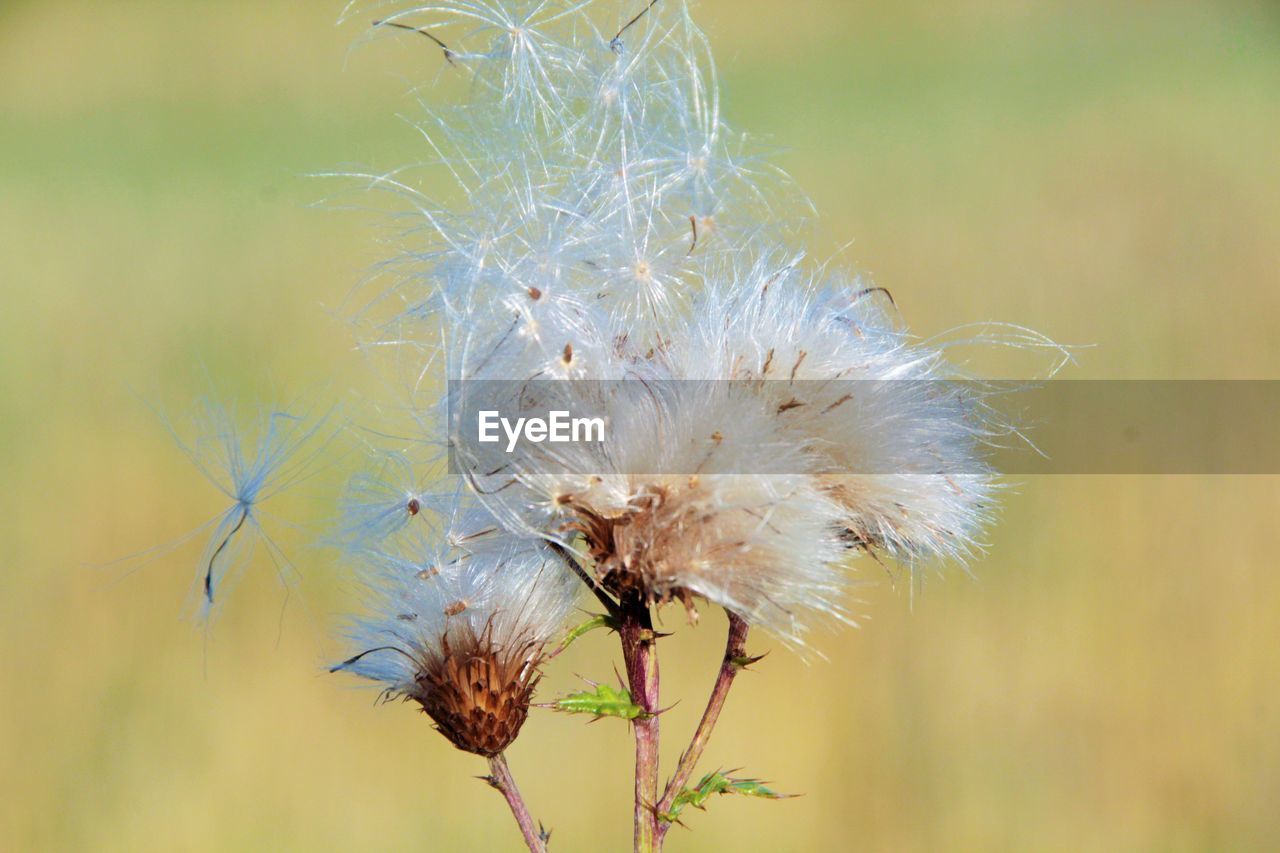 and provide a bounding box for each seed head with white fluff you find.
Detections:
[333,507,580,755]
[335,0,1019,648]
